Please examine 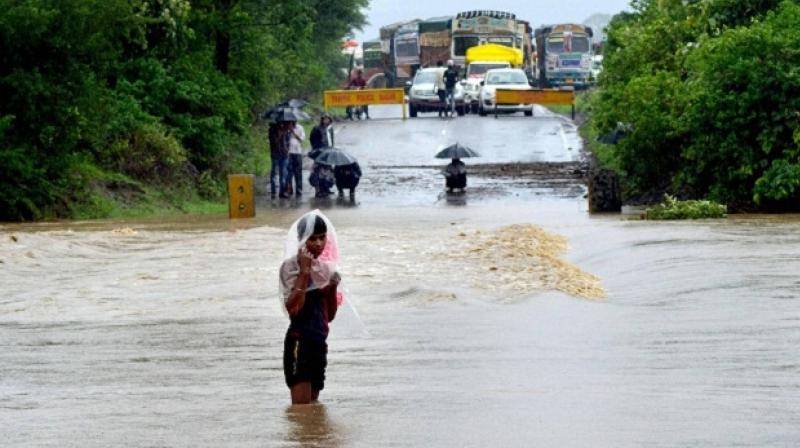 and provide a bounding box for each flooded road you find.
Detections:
[2,108,800,446]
